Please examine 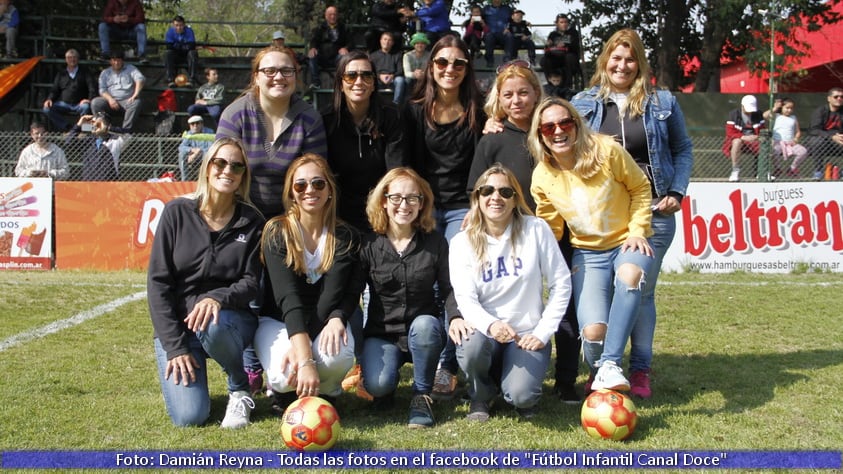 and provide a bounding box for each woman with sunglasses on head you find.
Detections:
[148,137,265,429]
[469,60,583,405]
[449,164,571,422]
[570,29,693,399]
[217,45,328,396]
[529,97,654,395]
[357,167,456,428]
[253,154,361,408]
[403,34,485,401]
